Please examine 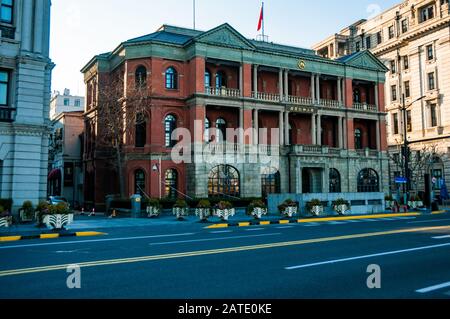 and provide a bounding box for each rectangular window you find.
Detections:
[393,113,399,134]
[430,104,438,127]
[407,110,412,132]
[420,5,435,22]
[428,72,435,90]
[391,85,397,101]
[64,98,70,106]
[403,56,409,70]
[355,41,360,52]
[401,19,408,33]
[0,70,9,106]
[366,37,371,49]
[405,81,411,98]
[377,31,383,44]
[388,26,395,39]
[426,44,434,60]
[74,99,81,107]
[390,60,396,73]
[0,0,13,24]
